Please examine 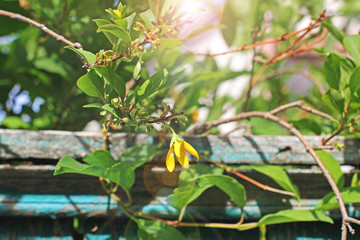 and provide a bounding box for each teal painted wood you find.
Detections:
[0,193,118,217]
[1,129,360,164]
[1,129,360,239]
